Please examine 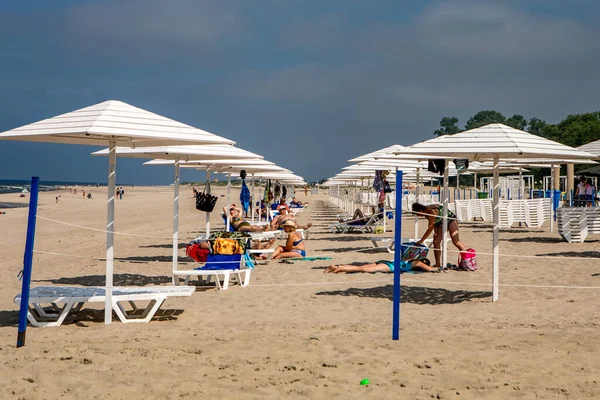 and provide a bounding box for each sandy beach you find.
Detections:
[1,185,600,399]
